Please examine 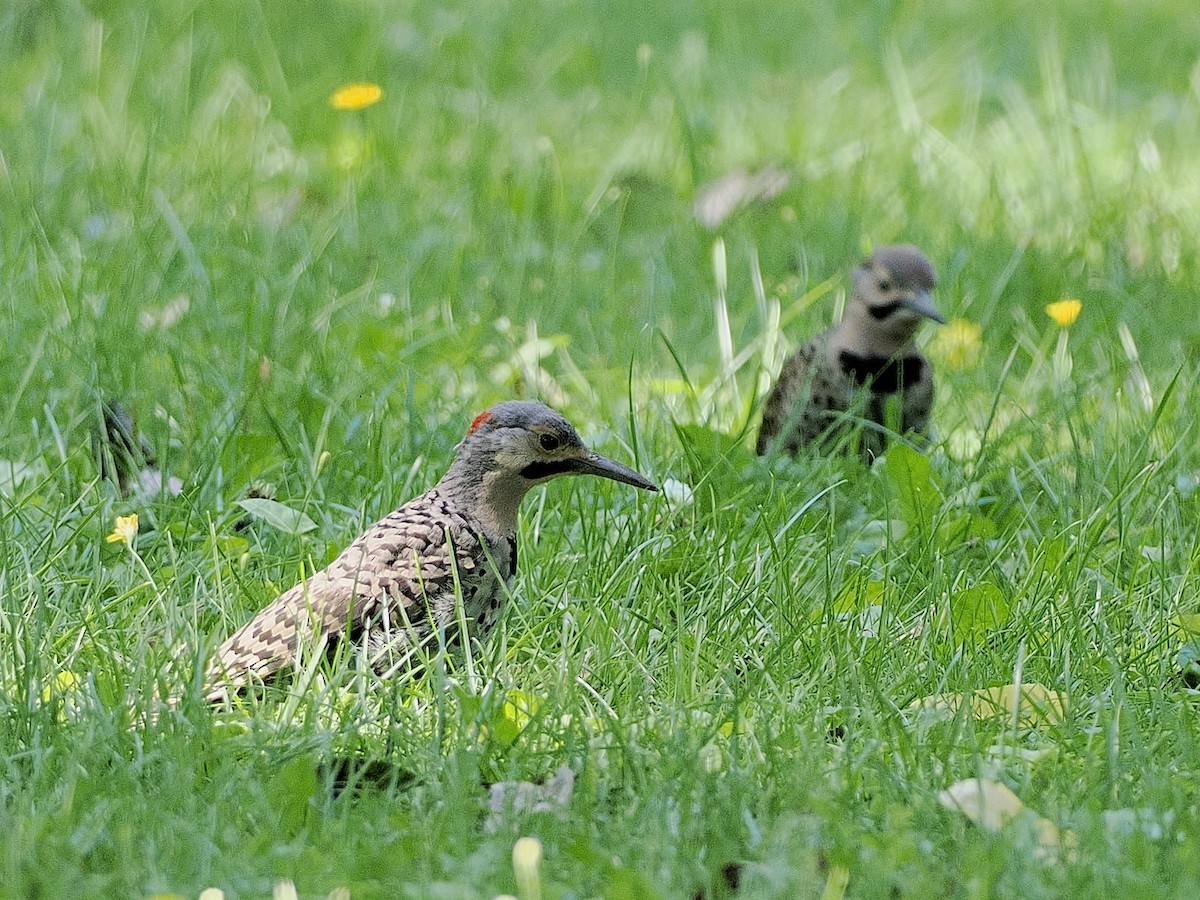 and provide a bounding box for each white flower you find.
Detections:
[662,477,694,507]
